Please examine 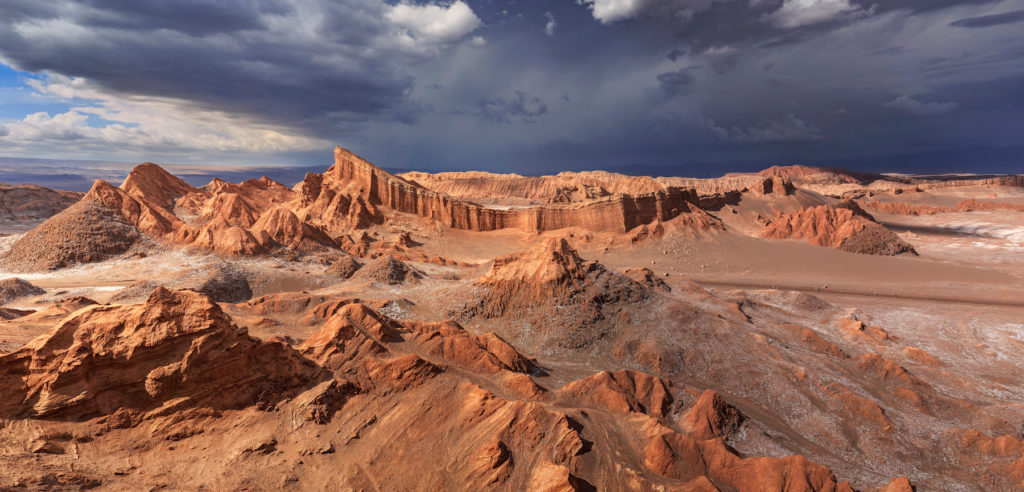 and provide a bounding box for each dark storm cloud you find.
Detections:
[0,0,1022,174]
[860,0,1001,14]
[657,69,695,89]
[477,91,549,124]
[655,68,697,99]
[78,0,294,35]
[950,9,1024,27]
[0,0,477,135]
[883,95,959,115]
[706,114,823,143]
